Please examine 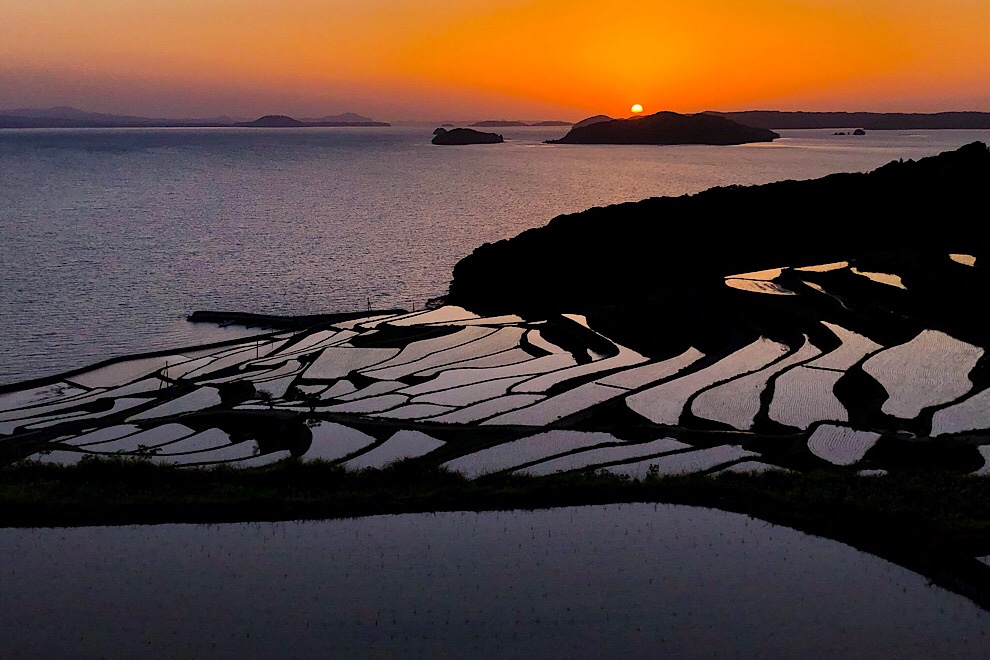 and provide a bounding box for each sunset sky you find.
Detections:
[2,0,988,120]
